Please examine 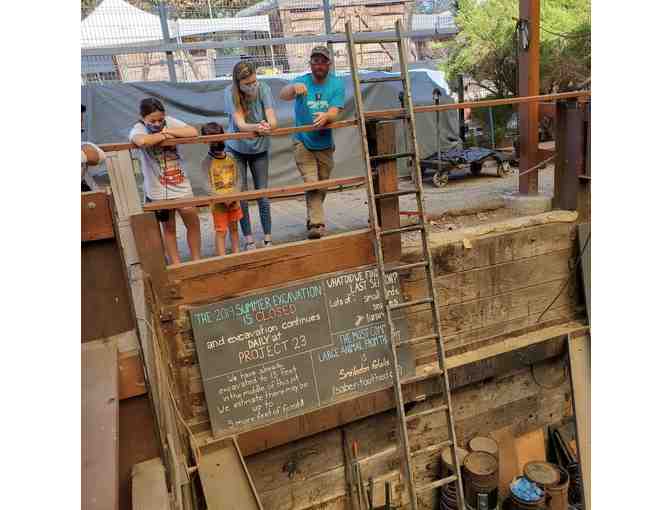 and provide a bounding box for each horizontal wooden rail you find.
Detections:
[99,91,590,153]
[99,120,358,152]
[142,176,366,211]
[369,90,591,119]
